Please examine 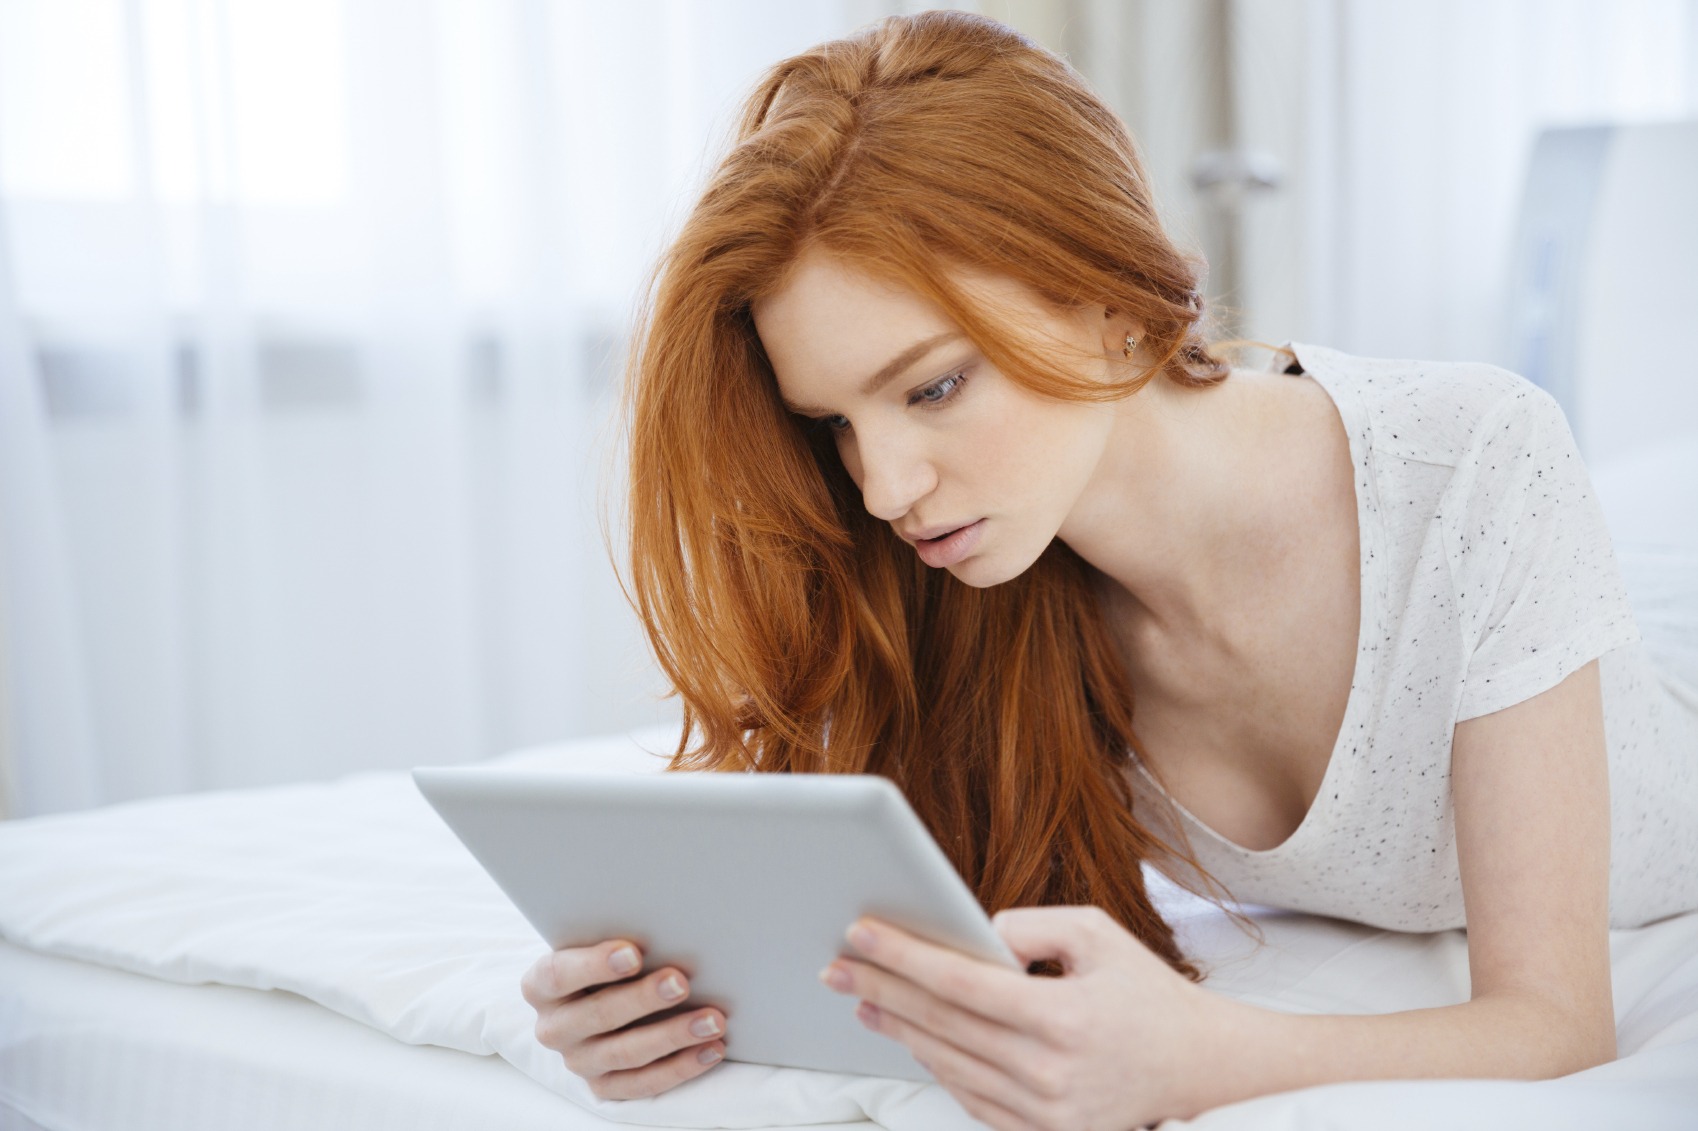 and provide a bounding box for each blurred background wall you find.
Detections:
[2,0,1696,816]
